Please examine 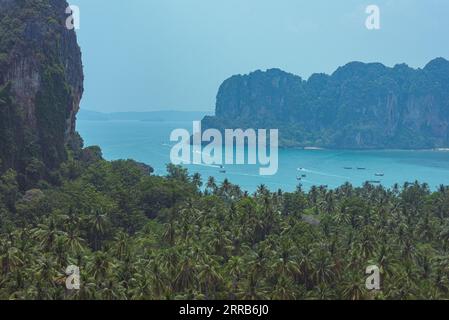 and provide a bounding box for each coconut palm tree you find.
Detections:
[206,176,217,194]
